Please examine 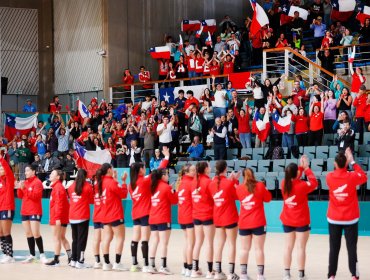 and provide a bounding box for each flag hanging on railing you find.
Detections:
[4,113,37,140]
[331,0,356,22]
[356,5,370,25]
[249,0,269,36]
